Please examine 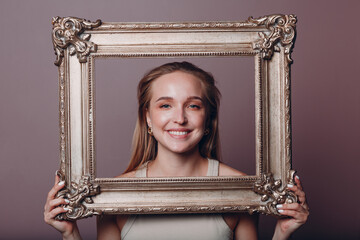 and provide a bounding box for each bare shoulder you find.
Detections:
[219,162,247,176]
[115,170,136,178]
